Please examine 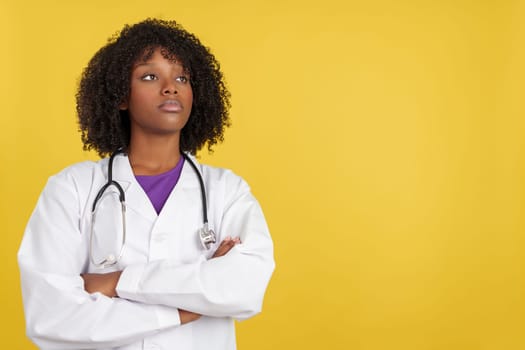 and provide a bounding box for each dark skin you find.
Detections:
[82,50,240,325]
